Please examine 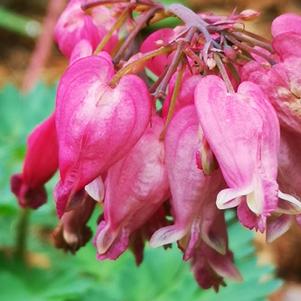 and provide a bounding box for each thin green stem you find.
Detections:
[14,208,30,262]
